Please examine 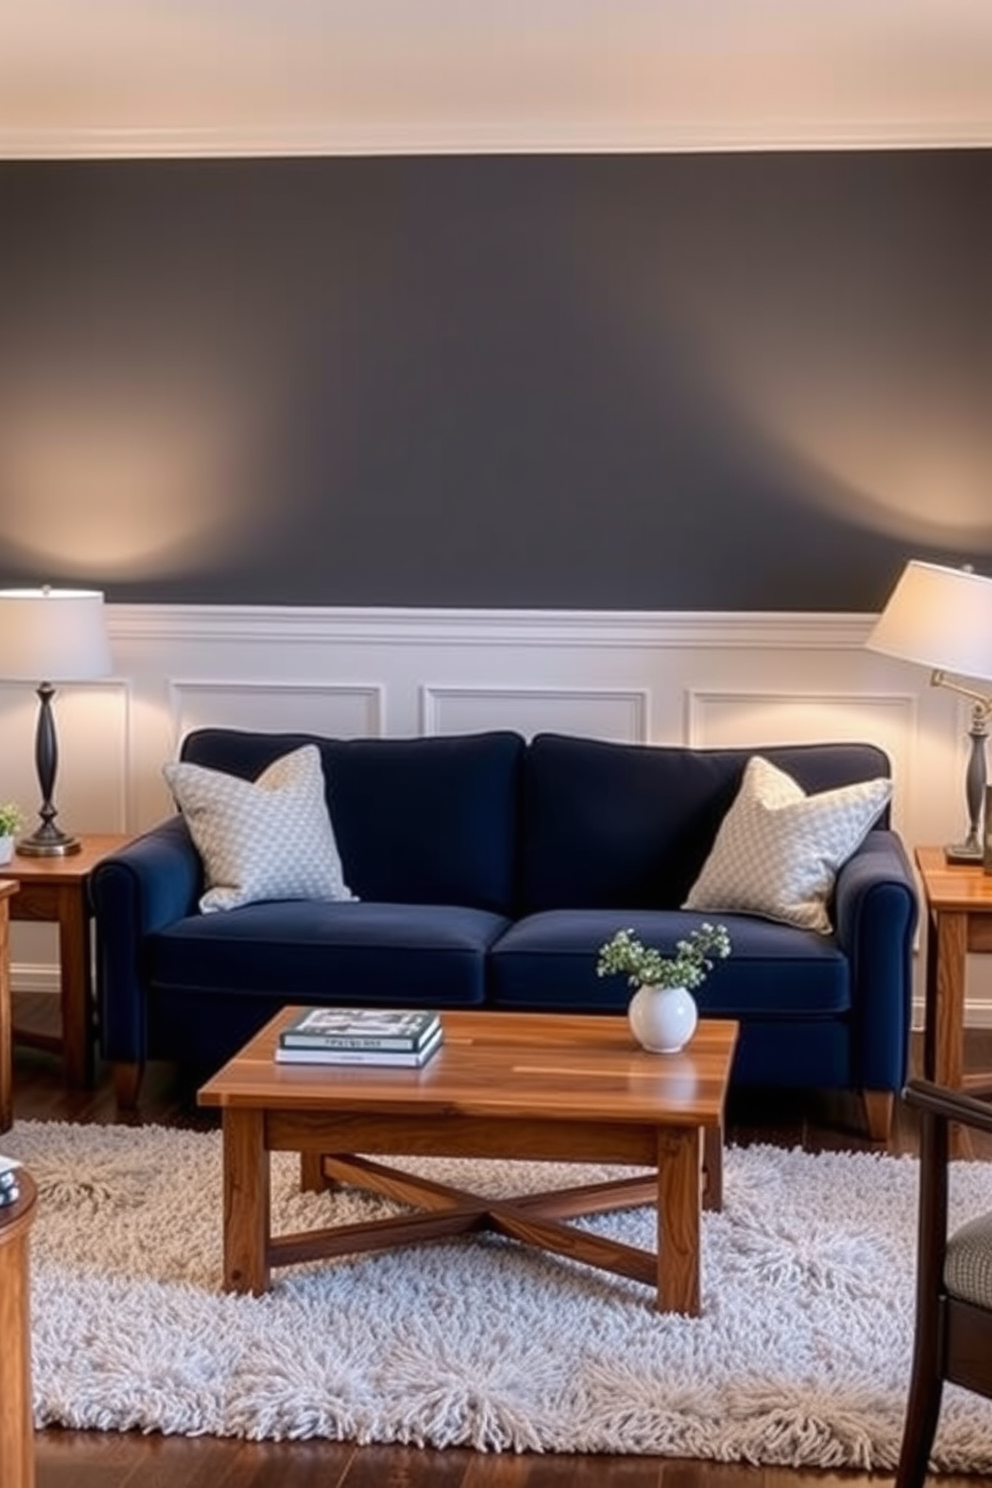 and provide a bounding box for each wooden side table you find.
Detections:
[7,834,132,1090]
[0,1169,37,1488]
[0,881,20,1132]
[915,847,992,1152]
